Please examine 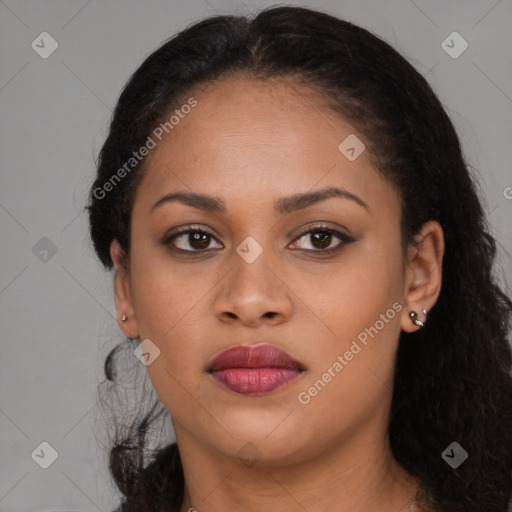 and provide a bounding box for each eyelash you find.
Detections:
[161,223,354,256]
